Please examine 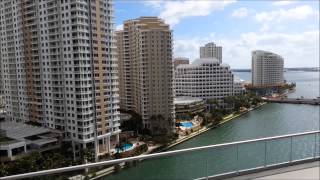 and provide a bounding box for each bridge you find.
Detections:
[264,97,320,105]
